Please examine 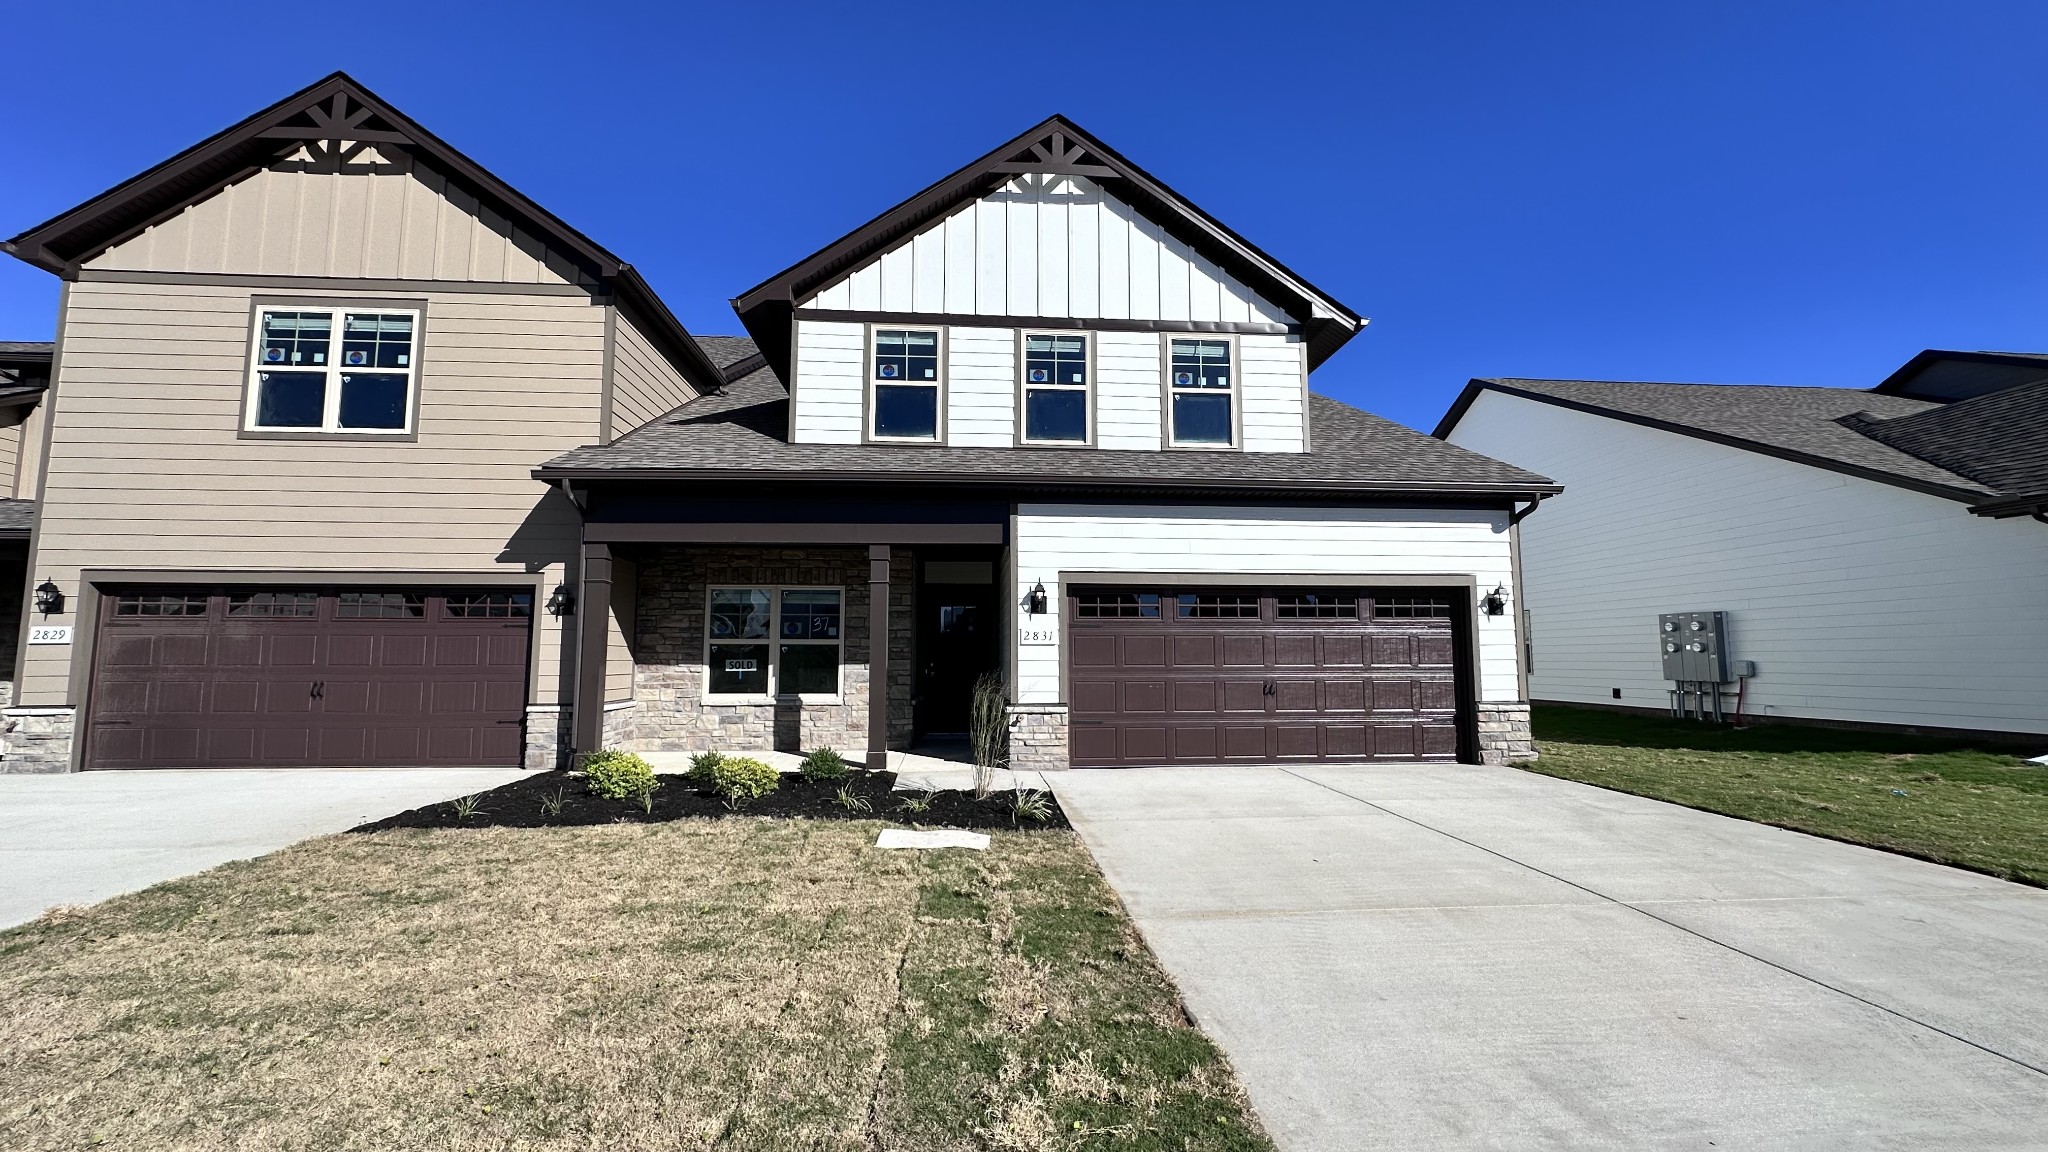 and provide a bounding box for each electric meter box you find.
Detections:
[1657,611,1730,682]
